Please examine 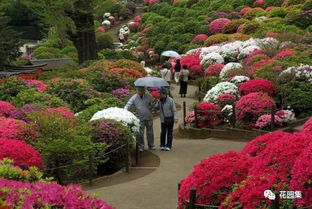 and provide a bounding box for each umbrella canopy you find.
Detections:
[161,50,181,58]
[134,76,169,87]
